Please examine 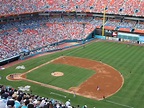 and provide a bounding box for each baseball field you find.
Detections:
[1,41,144,108]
